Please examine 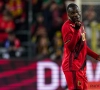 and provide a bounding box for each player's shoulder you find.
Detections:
[62,20,69,27]
[62,20,70,30]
